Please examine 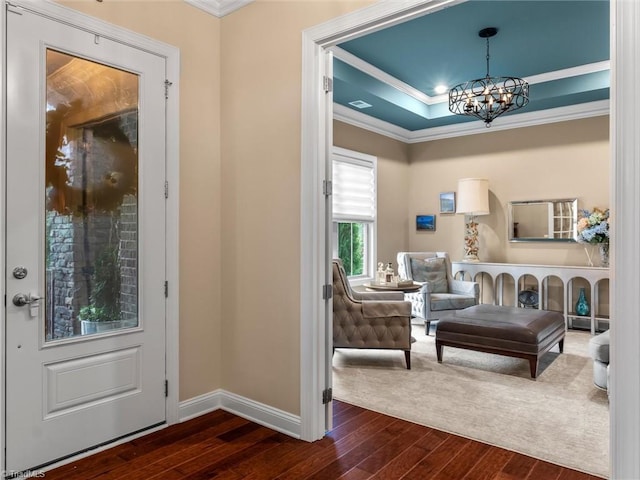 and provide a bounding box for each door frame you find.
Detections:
[301,0,640,478]
[0,0,180,470]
